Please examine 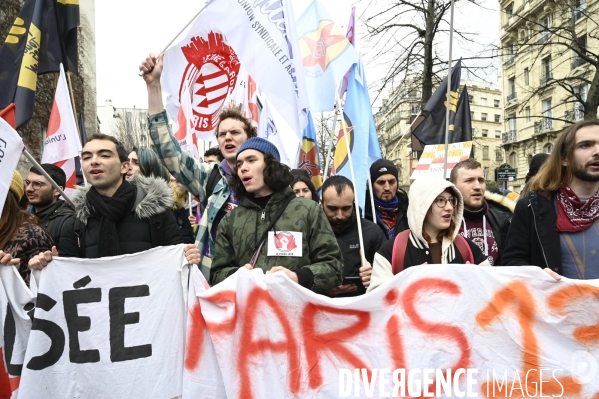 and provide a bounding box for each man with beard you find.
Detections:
[450,159,511,265]
[321,176,387,296]
[25,164,74,246]
[504,121,599,280]
[364,159,409,239]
